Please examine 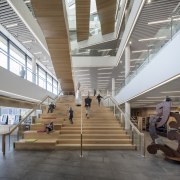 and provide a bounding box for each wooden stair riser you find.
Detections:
[57,139,131,144]
[30,124,62,131]
[60,130,125,134]
[55,144,136,150]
